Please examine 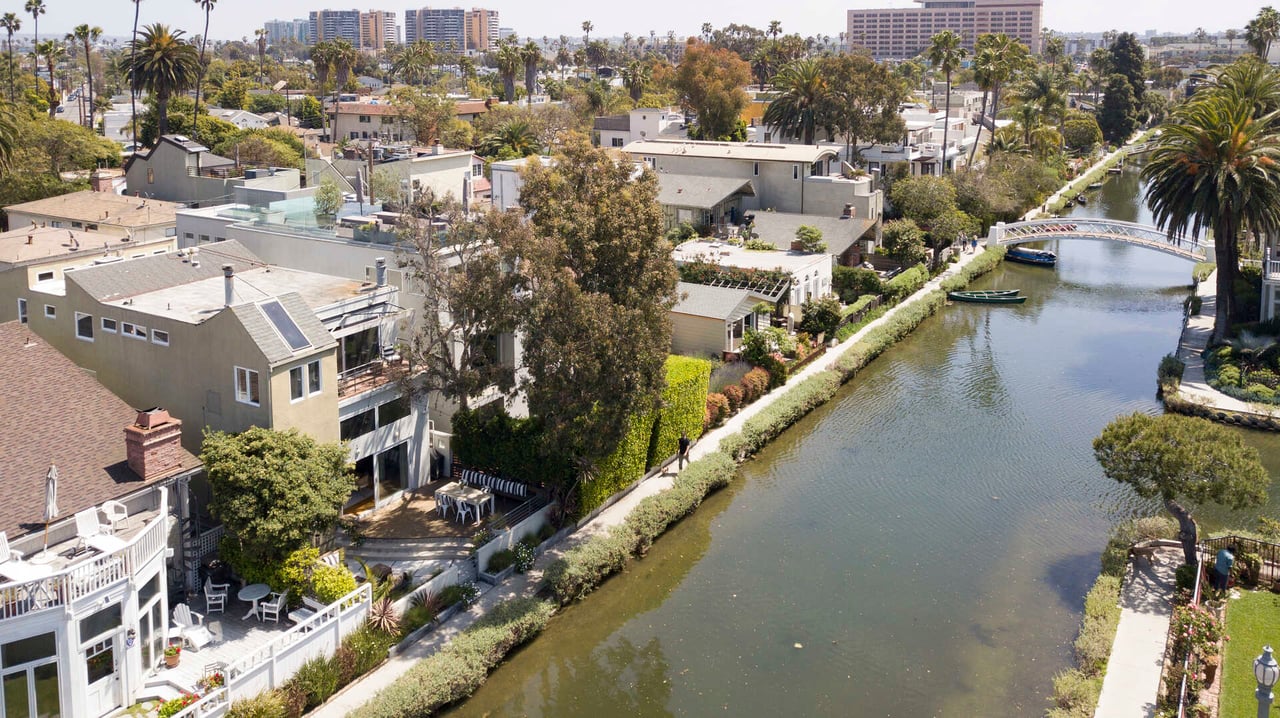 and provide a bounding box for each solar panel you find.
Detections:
[260,300,311,351]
